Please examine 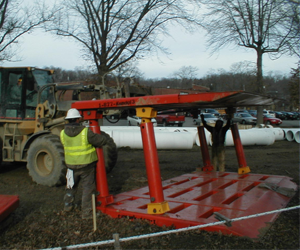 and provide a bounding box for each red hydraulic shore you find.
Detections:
[197,126,214,172]
[71,91,297,239]
[141,122,164,203]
